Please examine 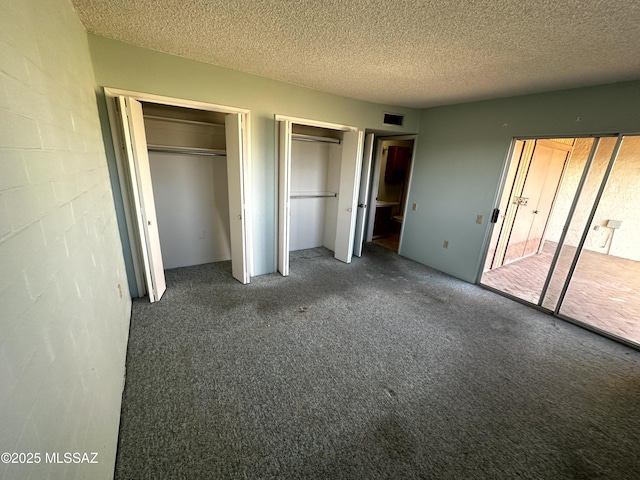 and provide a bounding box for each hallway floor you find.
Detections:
[372,232,400,252]
[481,242,640,346]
